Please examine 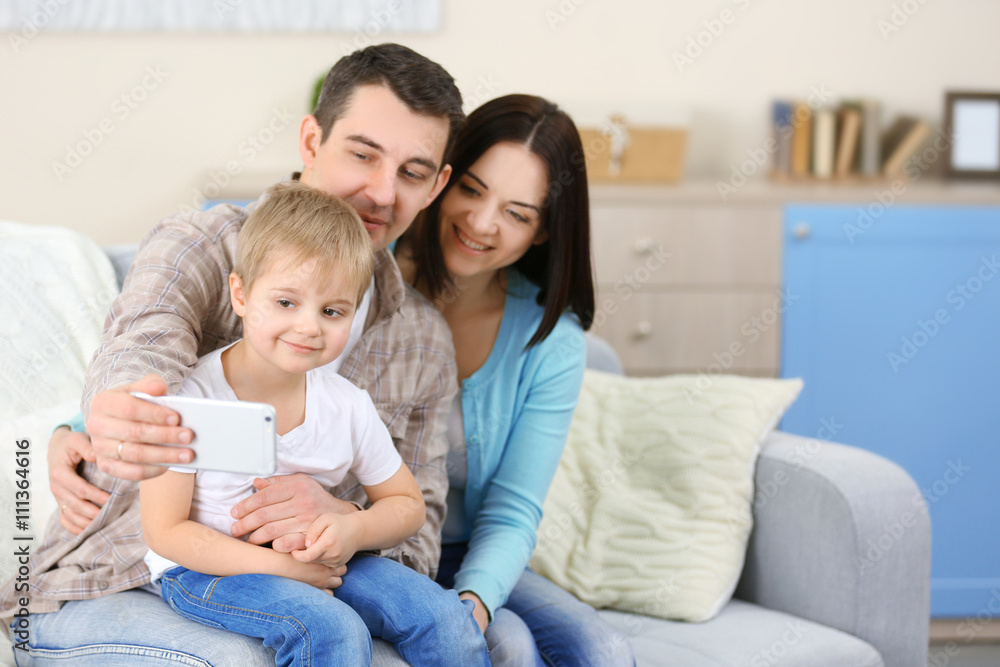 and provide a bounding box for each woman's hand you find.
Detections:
[460,591,489,633]
[48,426,111,534]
